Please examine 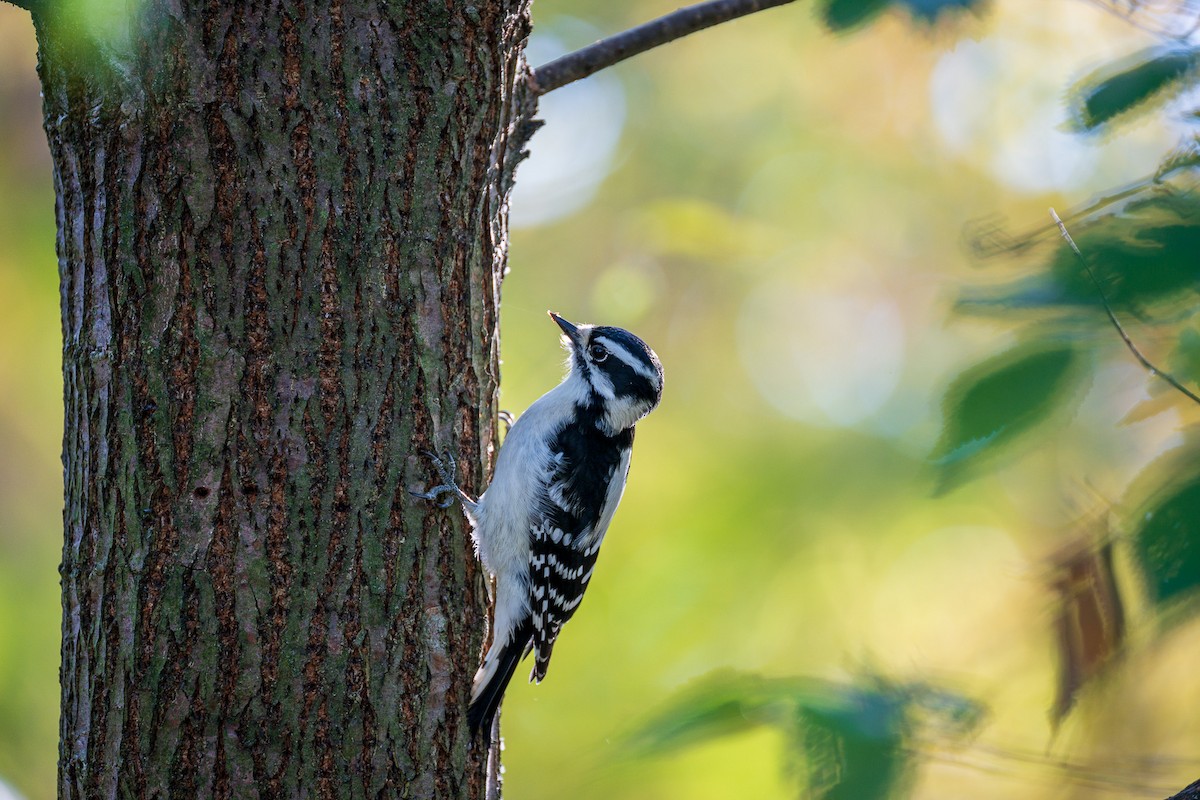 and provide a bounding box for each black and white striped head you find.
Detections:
[550,311,664,434]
